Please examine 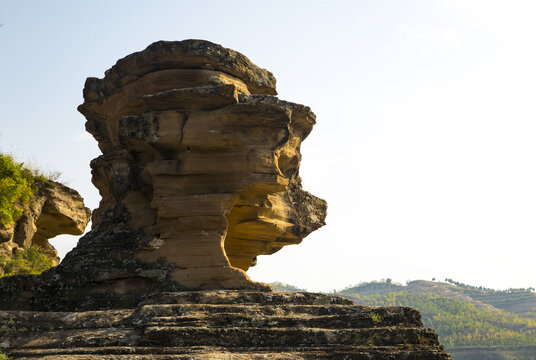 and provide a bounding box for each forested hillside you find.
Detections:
[342,288,536,348]
[441,279,536,320]
[271,279,536,354]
